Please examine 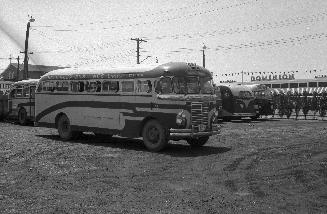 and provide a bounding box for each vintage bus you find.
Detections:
[244,84,274,117]
[8,79,38,125]
[35,62,221,151]
[215,84,259,121]
[249,78,327,95]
